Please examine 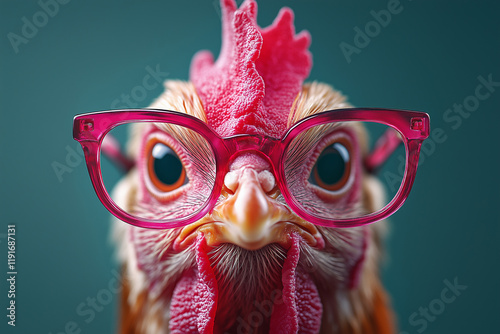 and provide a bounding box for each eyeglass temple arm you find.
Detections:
[364,128,402,174]
[101,134,135,173]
